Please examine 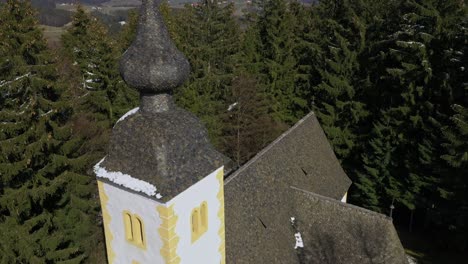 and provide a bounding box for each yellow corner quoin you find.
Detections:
[158,205,181,264]
[216,169,226,264]
[97,181,116,264]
